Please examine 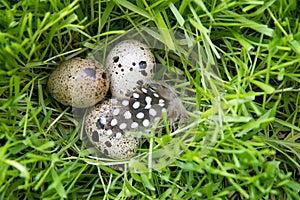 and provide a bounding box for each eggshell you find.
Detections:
[84,99,139,160]
[84,81,188,160]
[48,58,109,108]
[105,40,155,98]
